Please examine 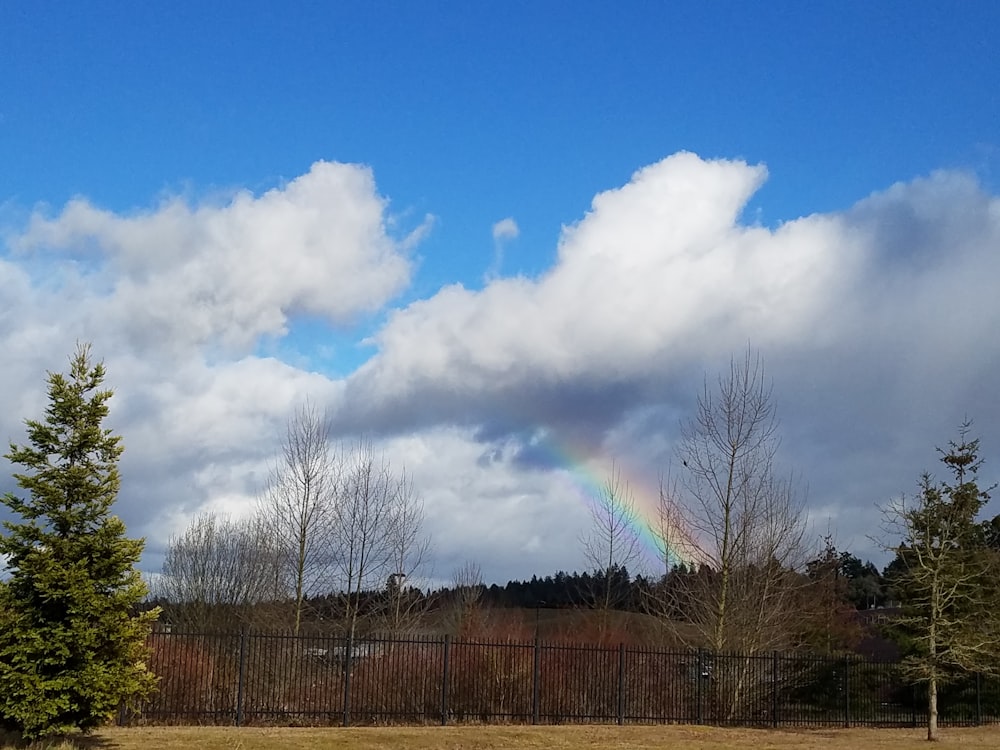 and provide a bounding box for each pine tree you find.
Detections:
[883,423,1000,741]
[0,345,158,739]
